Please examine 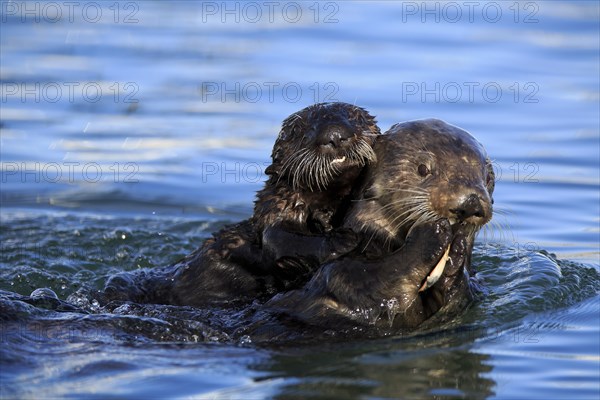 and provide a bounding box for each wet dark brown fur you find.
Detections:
[250,119,495,337]
[249,102,381,286]
[103,103,381,307]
